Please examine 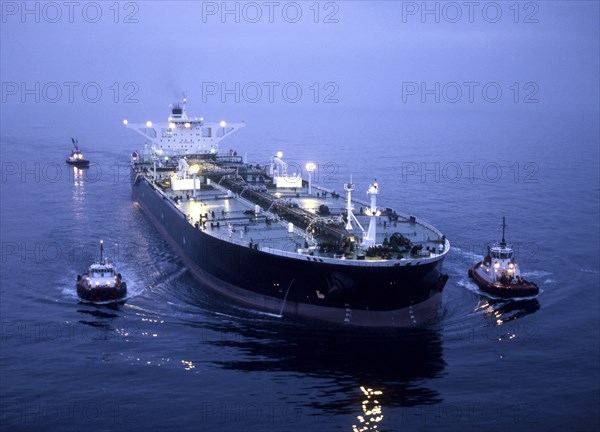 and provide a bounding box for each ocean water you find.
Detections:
[0,106,598,432]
